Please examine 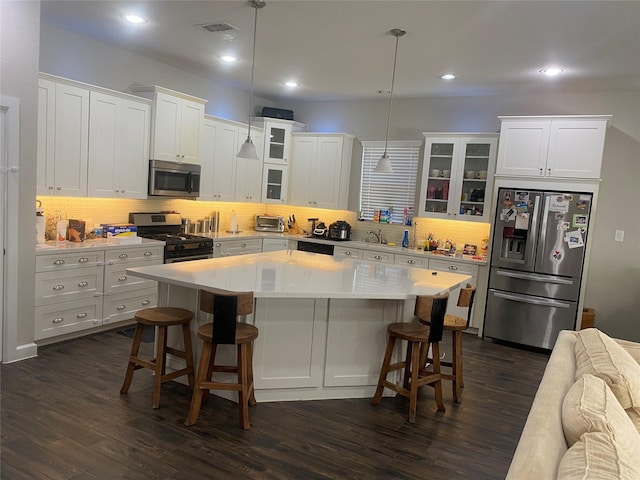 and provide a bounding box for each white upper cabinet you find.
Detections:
[496,115,611,179]
[261,164,288,204]
[37,77,90,196]
[129,86,207,164]
[234,127,264,202]
[87,91,151,199]
[418,134,498,222]
[199,116,237,201]
[290,133,358,210]
[253,118,305,165]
